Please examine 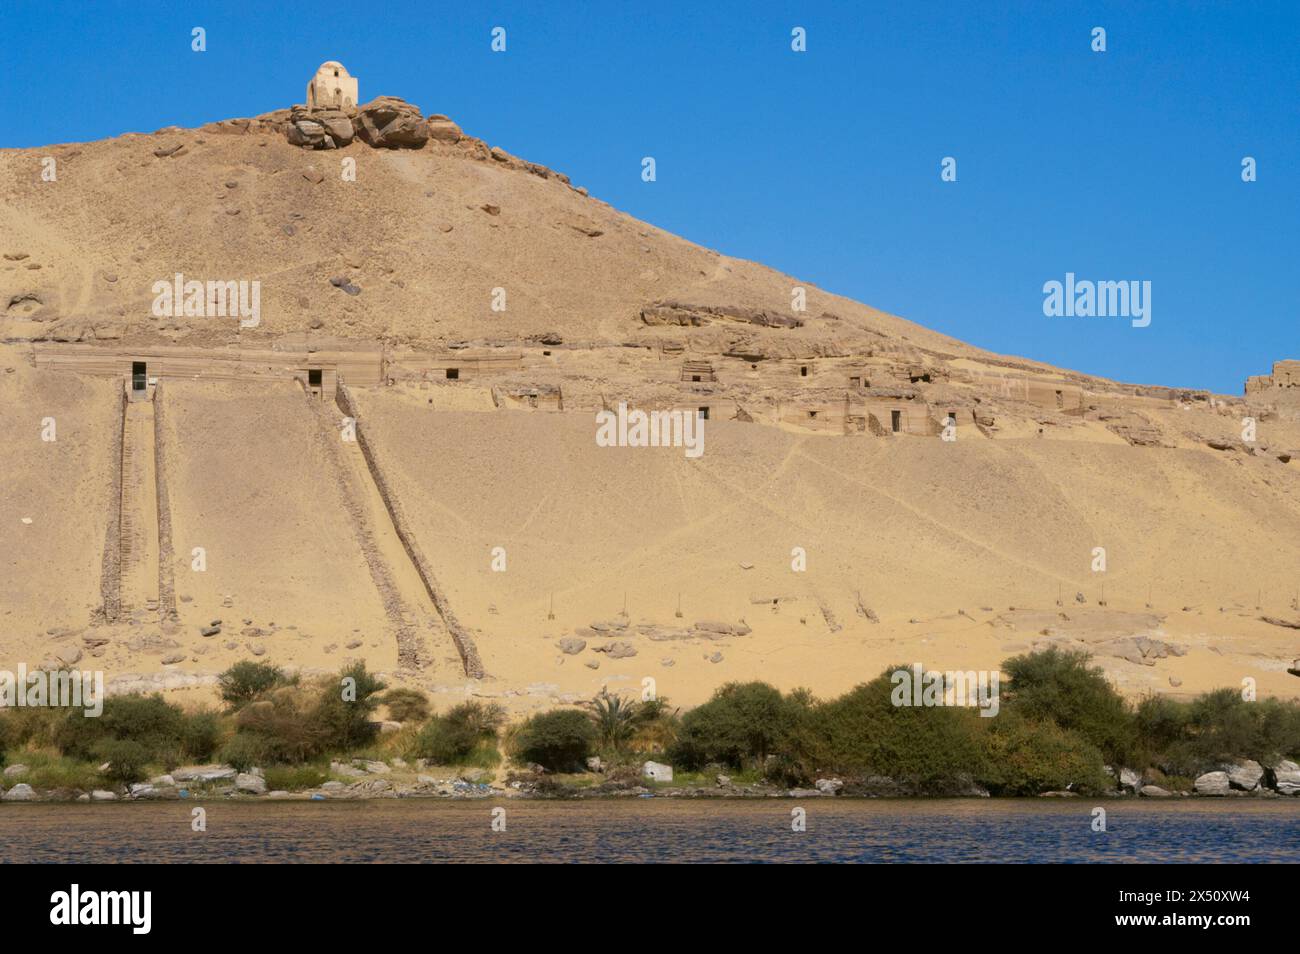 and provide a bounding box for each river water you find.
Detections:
[1,798,1296,863]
